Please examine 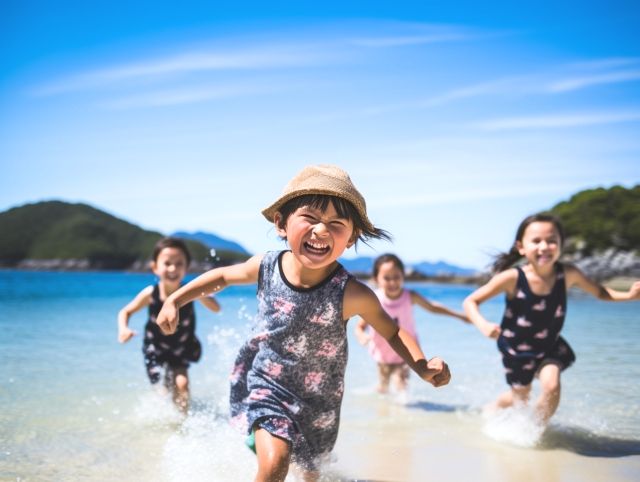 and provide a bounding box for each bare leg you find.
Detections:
[167,367,189,413]
[391,364,410,393]
[376,363,392,393]
[486,384,531,413]
[254,428,290,482]
[535,363,561,424]
[290,464,321,482]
